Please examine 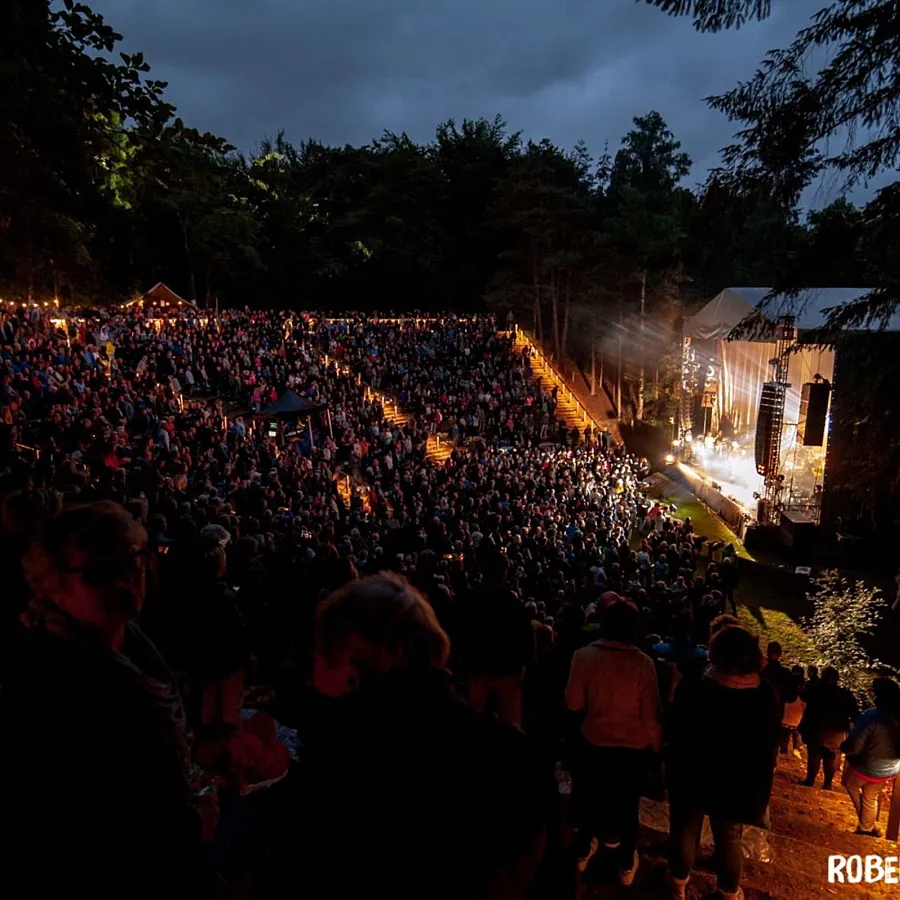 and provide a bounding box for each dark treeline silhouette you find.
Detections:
[2,1,875,330]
